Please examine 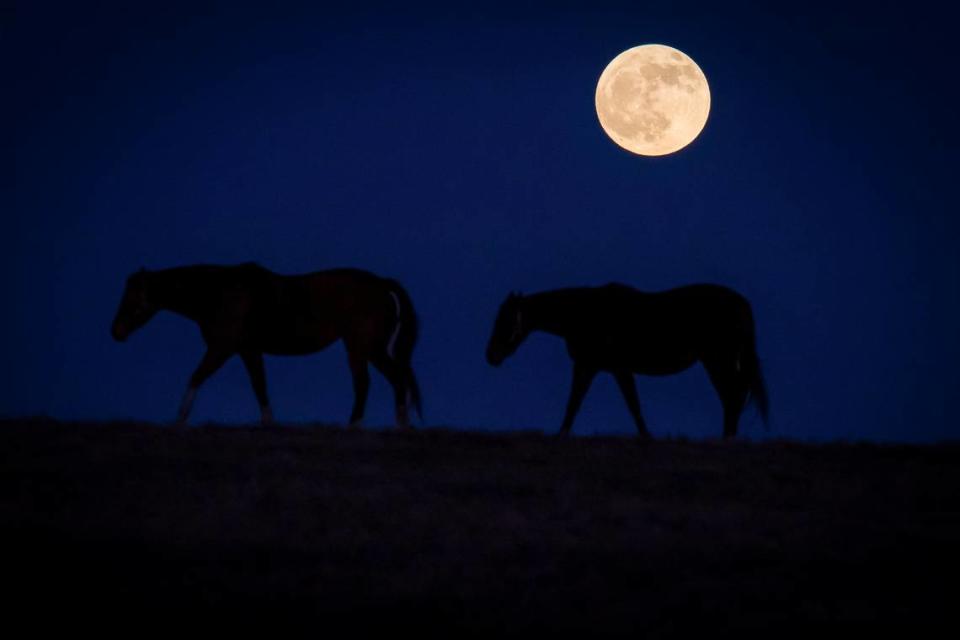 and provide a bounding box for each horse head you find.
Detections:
[486,291,528,366]
[111,268,159,342]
